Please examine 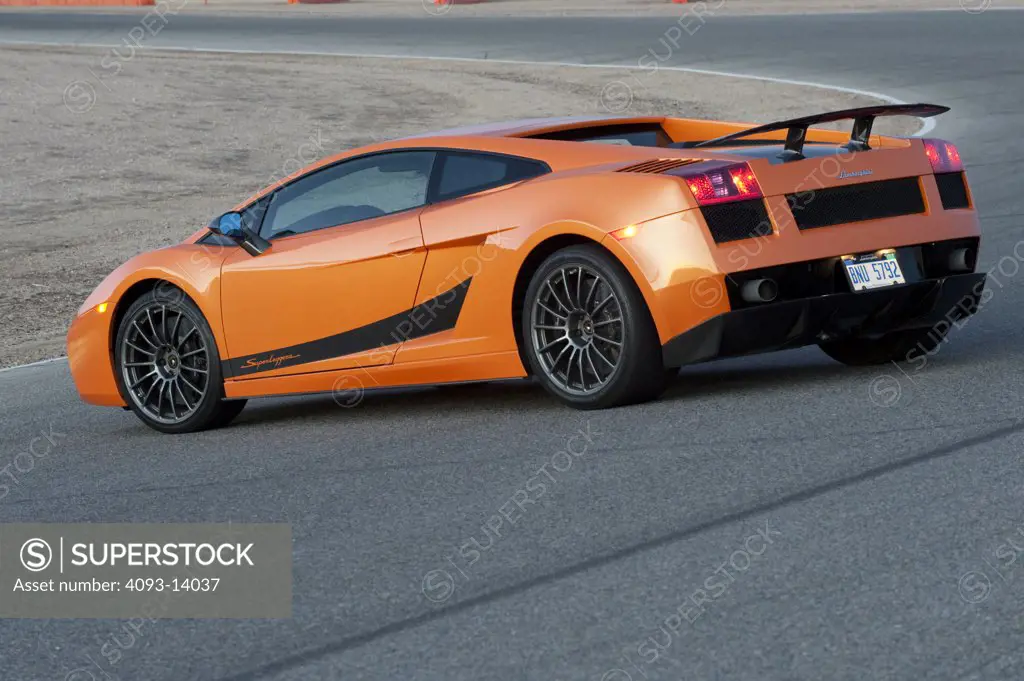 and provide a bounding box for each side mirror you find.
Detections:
[209,212,245,239]
[207,211,271,257]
